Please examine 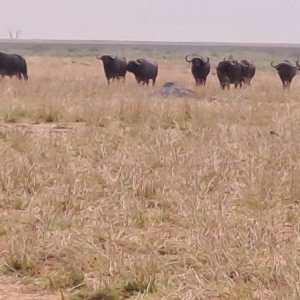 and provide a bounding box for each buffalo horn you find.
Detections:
[185,55,193,63]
